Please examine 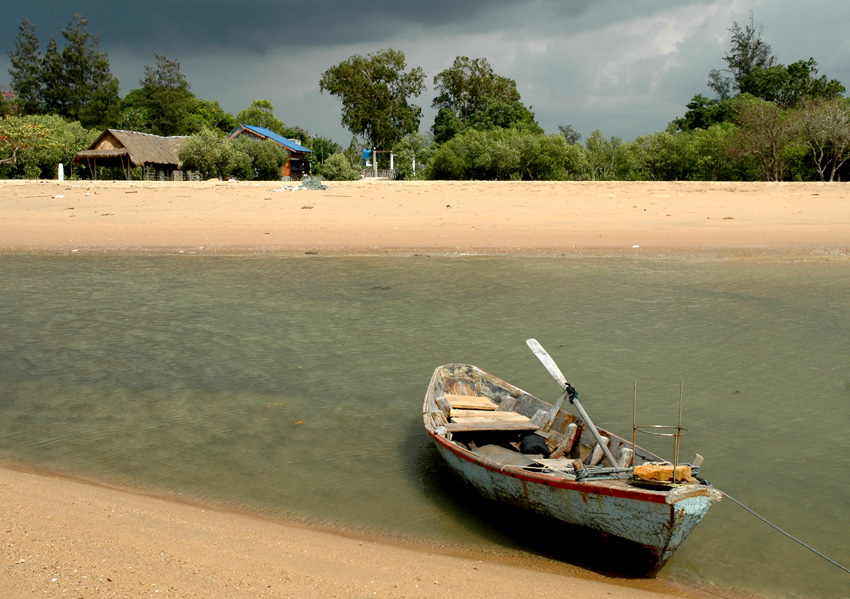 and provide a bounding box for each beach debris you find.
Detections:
[272,176,329,192]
